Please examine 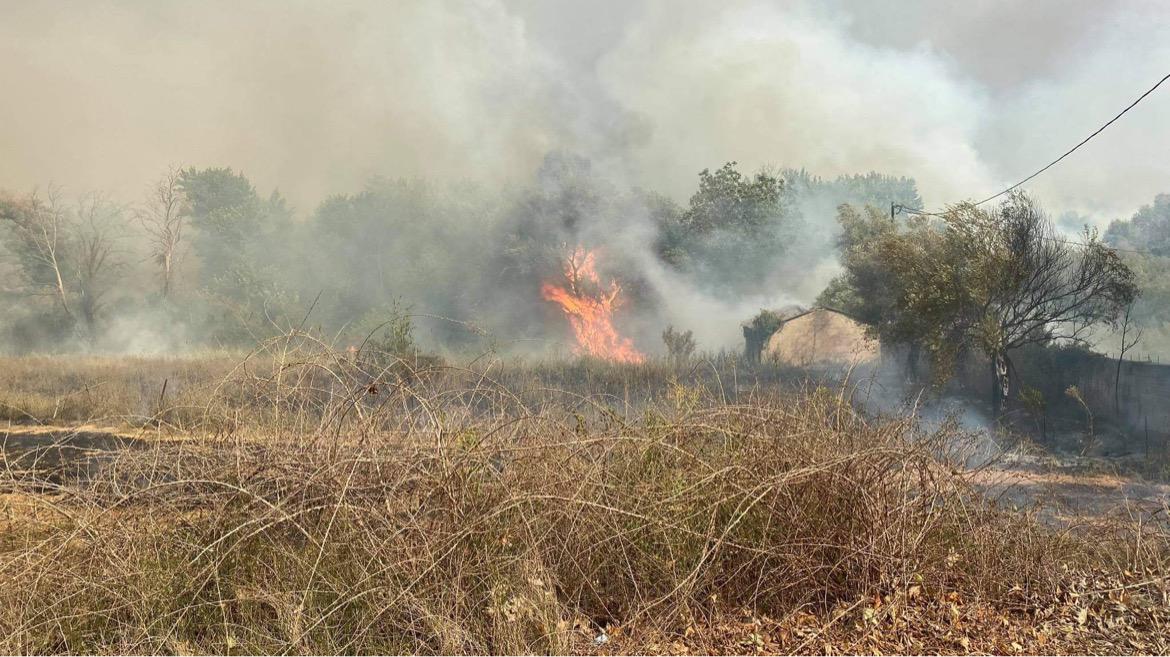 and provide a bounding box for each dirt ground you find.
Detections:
[3,423,1169,654]
[971,453,1170,528]
[5,422,1169,529]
